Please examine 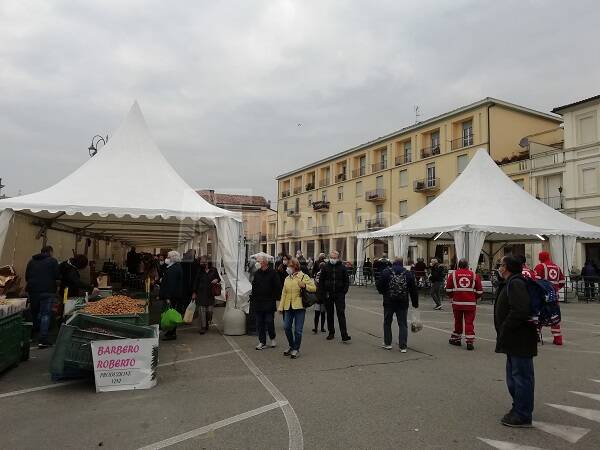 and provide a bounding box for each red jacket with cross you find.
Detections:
[534,252,565,294]
[445,268,483,310]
